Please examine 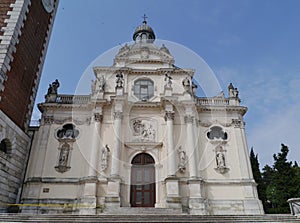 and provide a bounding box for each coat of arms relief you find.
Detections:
[131,118,156,142]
